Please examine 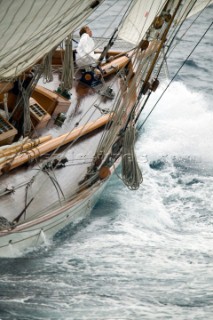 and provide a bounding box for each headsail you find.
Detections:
[0,0,104,80]
[118,0,167,45]
[118,0,213,45]
[175,0,213,23]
